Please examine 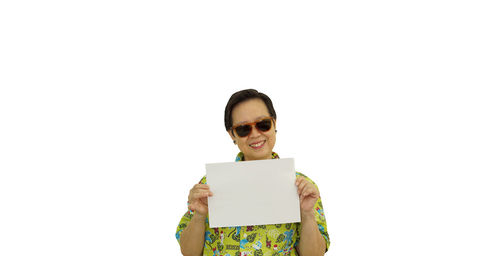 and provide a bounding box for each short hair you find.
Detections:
[224,89,277,132]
